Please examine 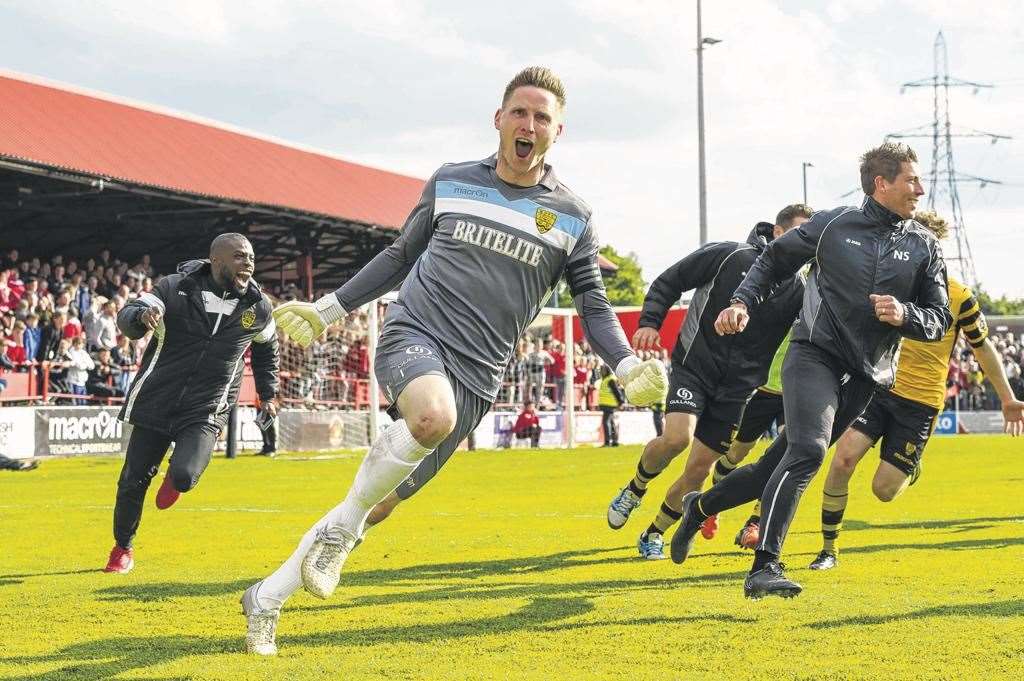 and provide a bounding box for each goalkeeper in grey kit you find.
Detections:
[240,66,668,655]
